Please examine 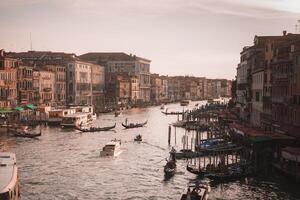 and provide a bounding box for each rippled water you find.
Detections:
[1,101,300,200]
